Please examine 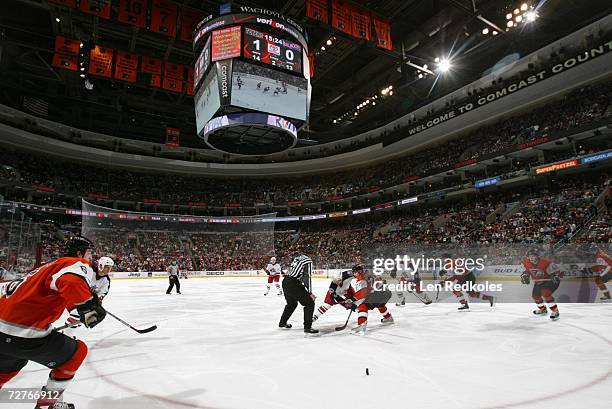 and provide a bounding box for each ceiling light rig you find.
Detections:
[335,93,382,124]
